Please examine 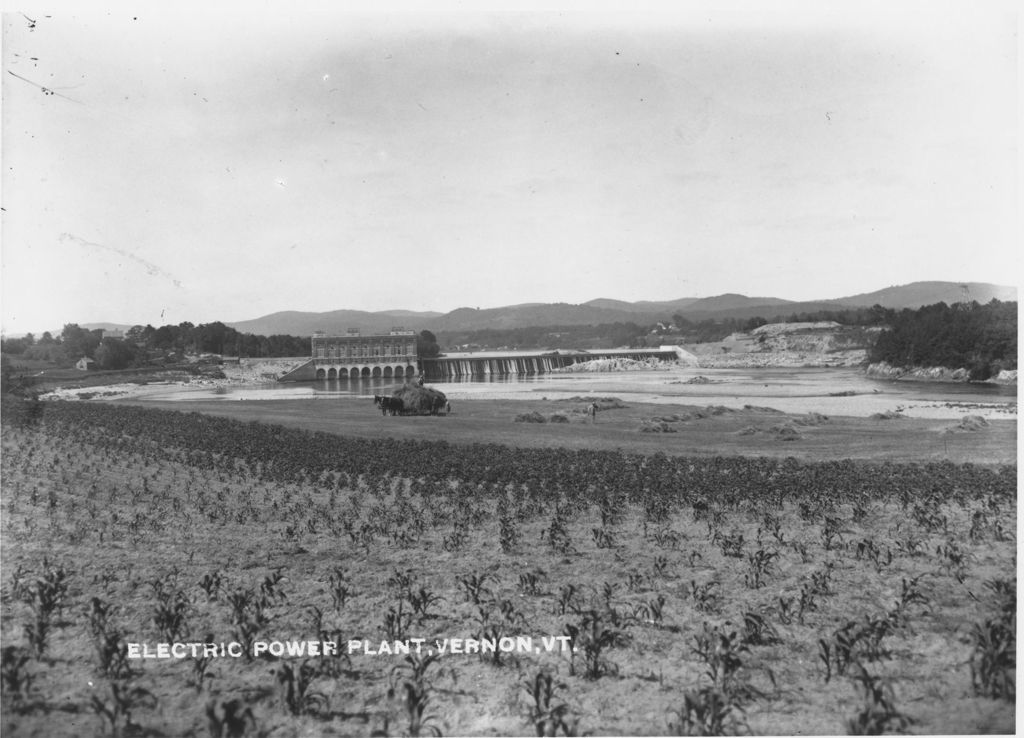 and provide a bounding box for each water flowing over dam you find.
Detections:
[420,348,688,379]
